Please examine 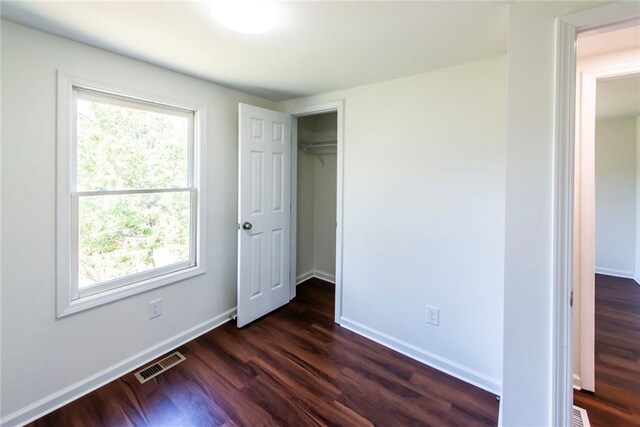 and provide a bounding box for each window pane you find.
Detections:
[76,97,190,191]
[78,191,192,288]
